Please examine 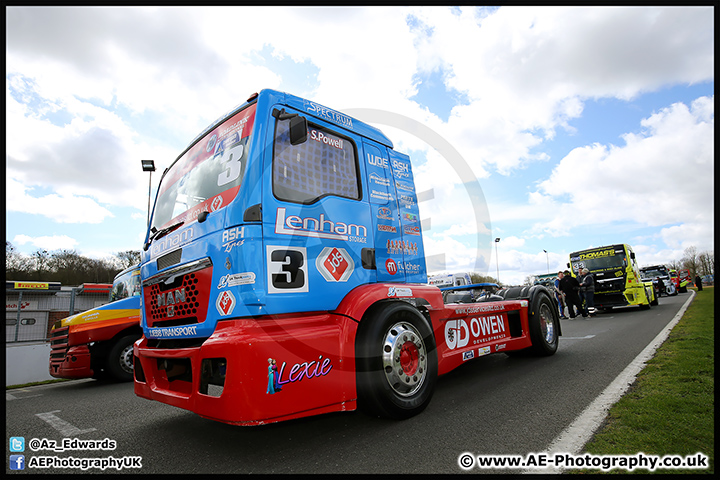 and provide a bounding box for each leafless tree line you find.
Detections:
[6,242,141,286]
[665,246,715,280]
